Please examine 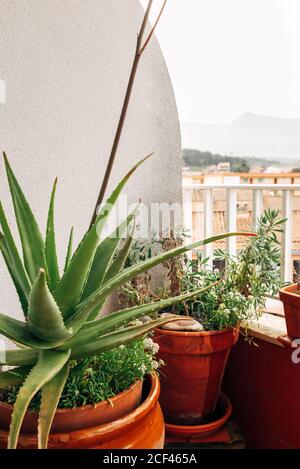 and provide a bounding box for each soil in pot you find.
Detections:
[279,284,300,339]
[154,327,239,426]
[0,373,164,449]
